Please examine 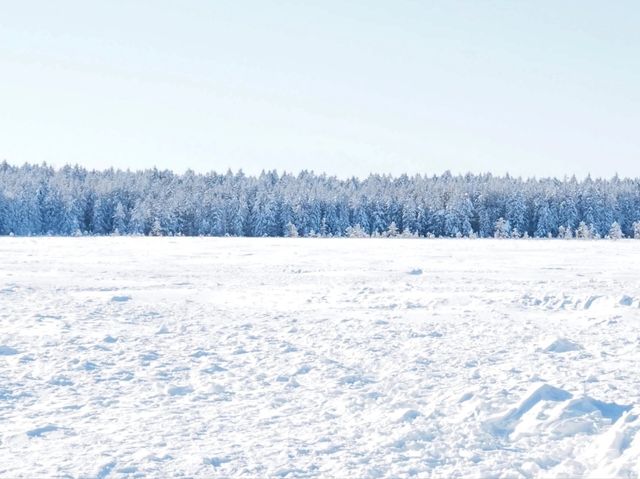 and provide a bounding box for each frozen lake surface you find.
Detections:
[1,237,640,478]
